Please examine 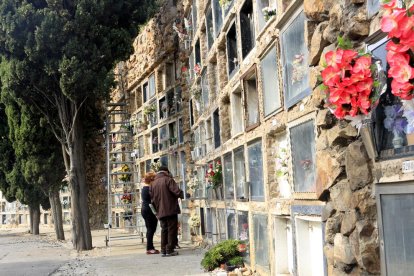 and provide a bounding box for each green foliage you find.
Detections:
[337,36,353,50]
[201,239,243,271]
